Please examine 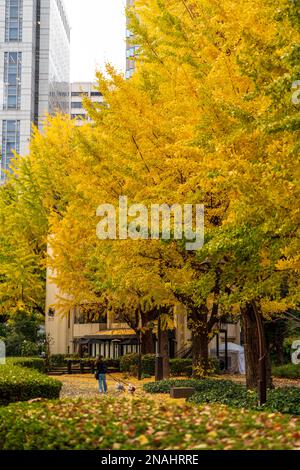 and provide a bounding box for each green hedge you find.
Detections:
[50,356,120,370]
[6,357,45,373]
[120,354,156,375]
[50,354,66,367]
[144,379,300,415]
[169,358,192,376]
[0,397,298,450]
[0,365,62,406]
[144,378,230,394]
[120,355,220,377]
[120,353,139,372]
[272,363,300,379]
